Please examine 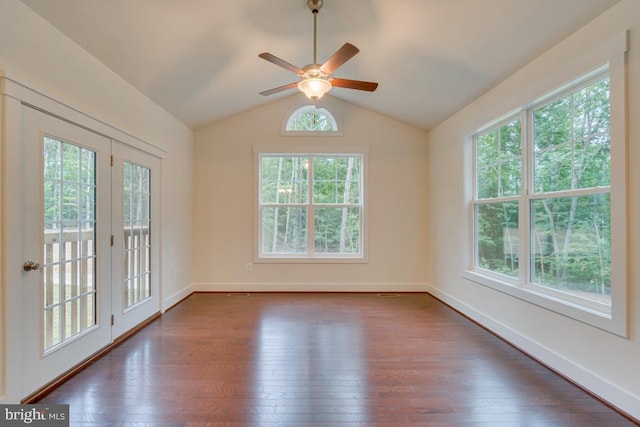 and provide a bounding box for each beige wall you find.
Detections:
[426,0,640,418]
[193,95,429,291]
